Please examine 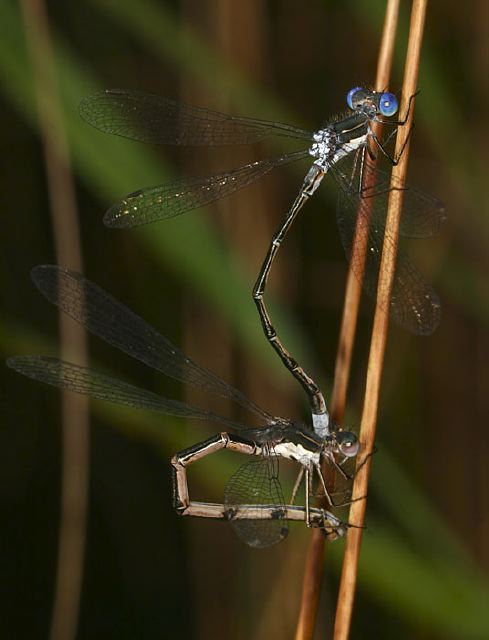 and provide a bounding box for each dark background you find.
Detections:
[1,1,488,638]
